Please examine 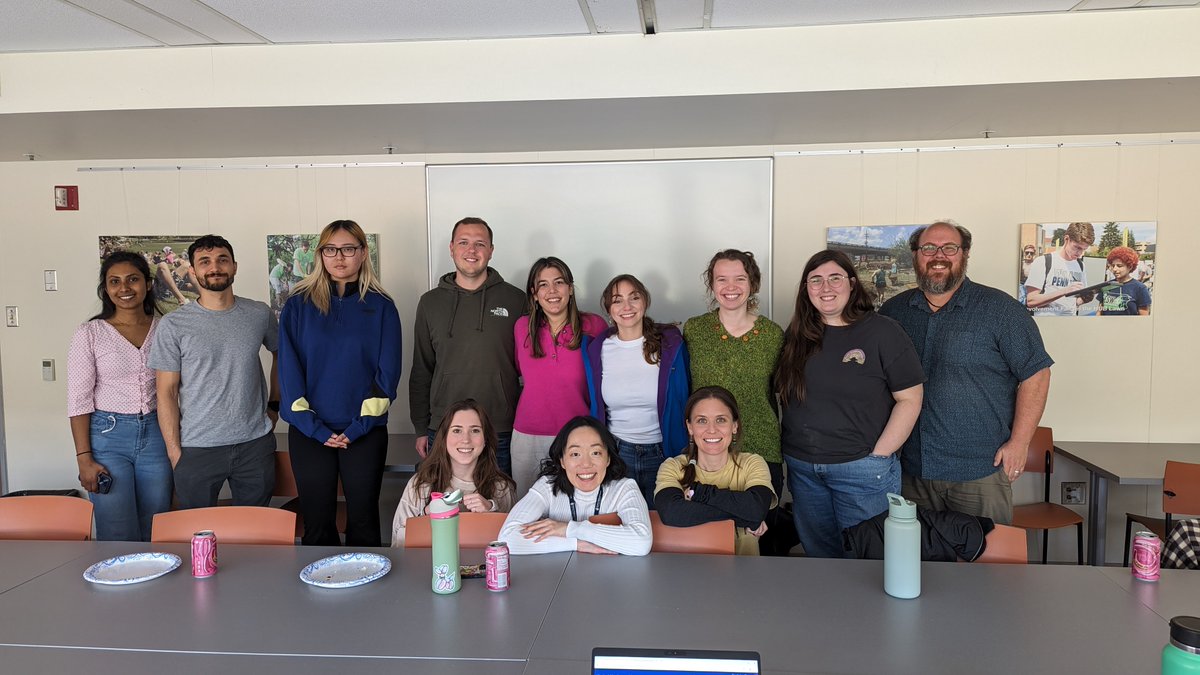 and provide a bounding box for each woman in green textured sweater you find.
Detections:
[683,249,784,495]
